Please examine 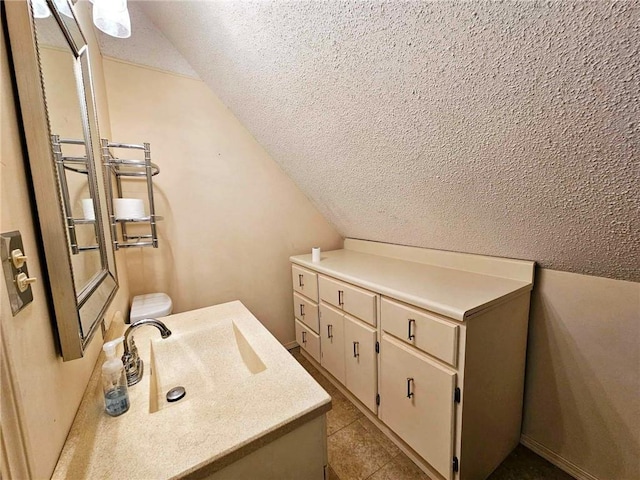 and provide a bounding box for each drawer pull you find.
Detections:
[408,318,415,340]
[298,274,304,287]
[338,290,344,306]
[299,304,305,317]
[327,324,333,339]
[407,377,414,399]
[302,331,307,344]
[353,341,359,358]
